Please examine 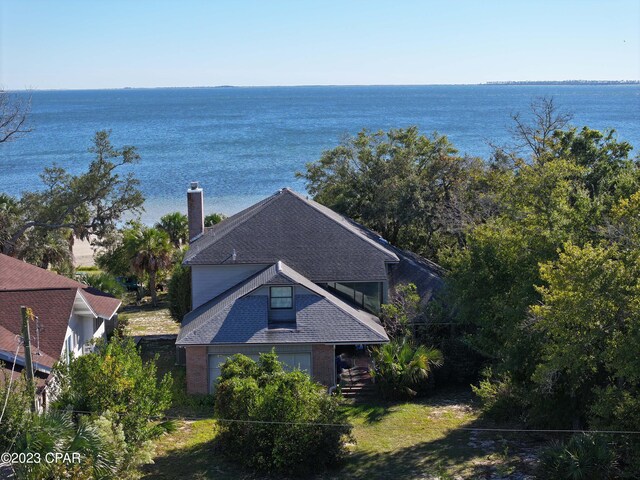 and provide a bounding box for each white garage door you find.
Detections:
[208,352,311,393]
